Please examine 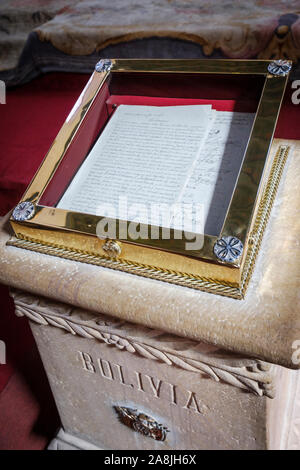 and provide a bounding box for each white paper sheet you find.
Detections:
[57,104,254,236]
[58,104,213,222]
[178,111,254,235]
